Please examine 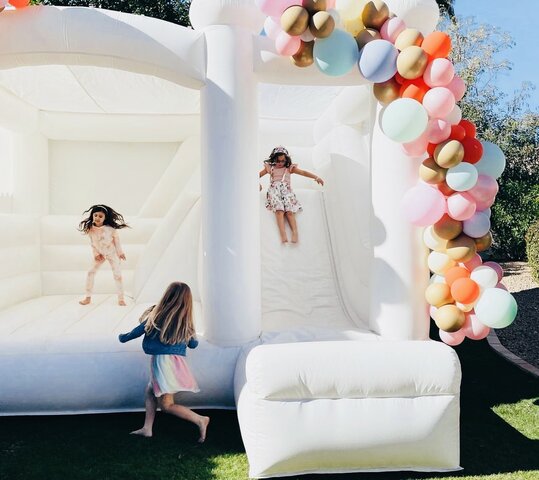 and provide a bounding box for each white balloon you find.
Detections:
[444,104,462,125]
[335,0,365,21]
[384,0,440,35]
[428,251,456,275]
[476,141,506,179]
[471,265,498,289]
